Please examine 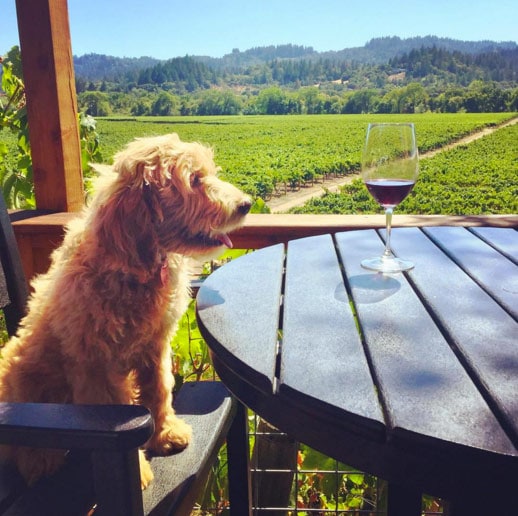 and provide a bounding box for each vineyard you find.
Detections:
[1,112,516,212]
[95,112,517,208]
[291,120,518,214]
